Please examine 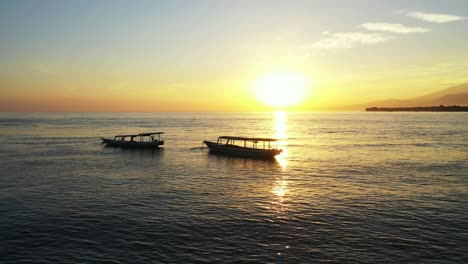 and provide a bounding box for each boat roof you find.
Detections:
[219,136,279,142]
[115,132,164,137]
[138,132,164,136]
